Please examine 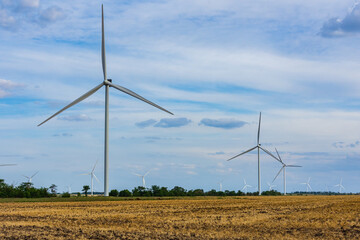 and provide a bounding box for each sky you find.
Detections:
[0,0,359,194]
